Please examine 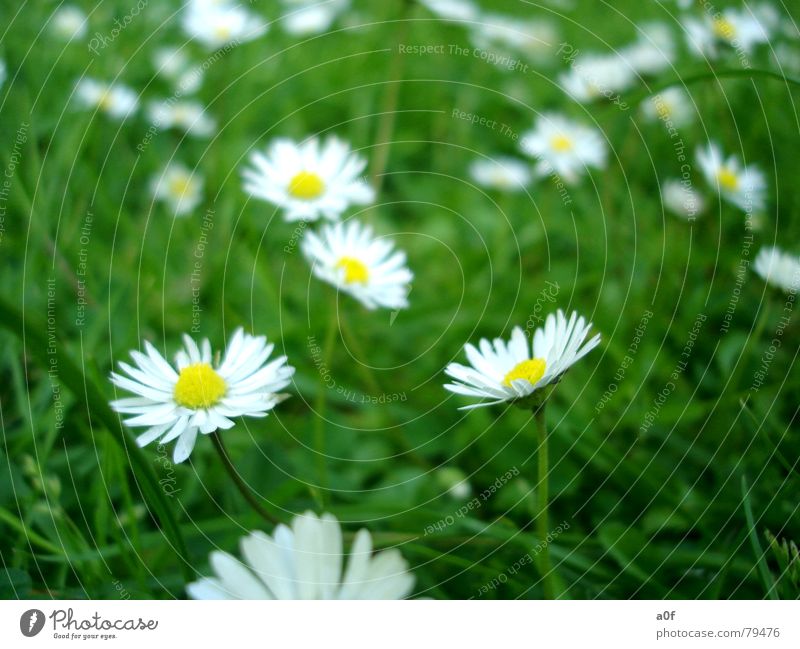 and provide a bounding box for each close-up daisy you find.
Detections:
[148,99,216,137]
[444,310,601,409]
[110,328,295,463]
[468,156,532,191]
[242,136,375,222]
[182,1,268,49]
[301,219,413,311]
[74,78,139,119]
[696,142,767,212]
[520,113,607,184]
[187,511,415,599]
[753,246,800,293]
[151,163,204,217]
[661,178,706,220]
